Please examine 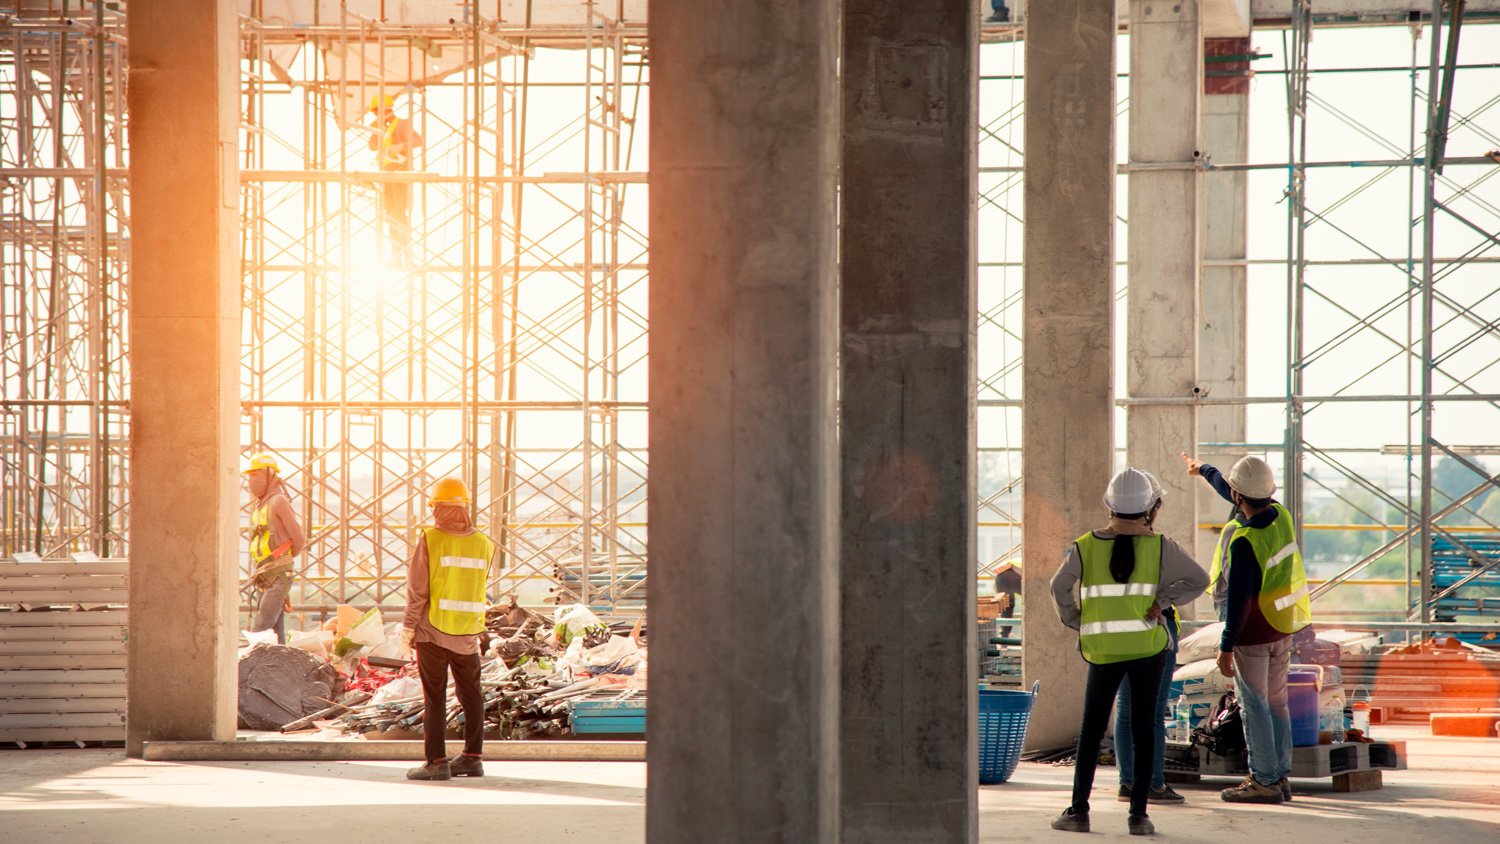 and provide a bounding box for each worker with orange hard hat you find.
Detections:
[366,91,423,265]
[243,452,305,643]
[402,476,498,781]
